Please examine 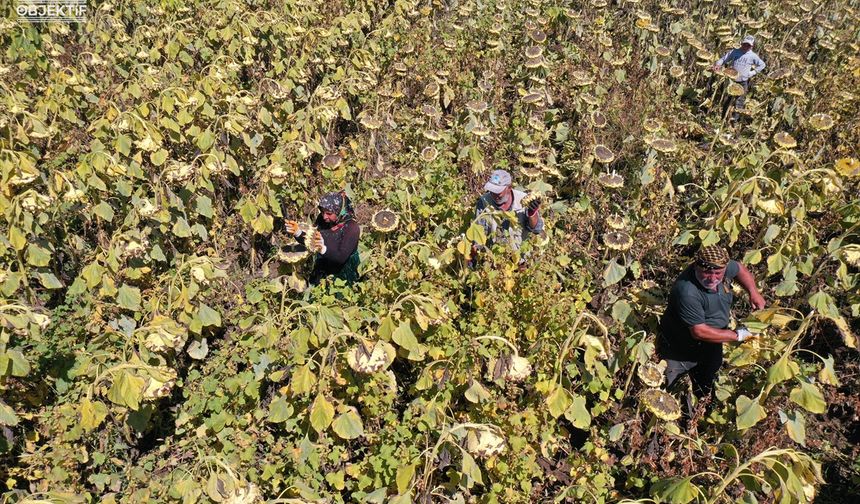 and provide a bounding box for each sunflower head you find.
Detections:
[278,241,310,263]
[593,144,616,164]
[603,230,633,251]
[347,340,396,374]
[640,388,682,421]
[808,113,834,131]
[773,132,797,149]
[637,361,667,387]
[834,157,859,178]
[420,146,439,162]
[597,171,624,188]
[650,138,678,153]
[371,209,399,232]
